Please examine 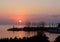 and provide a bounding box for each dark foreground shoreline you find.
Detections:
[0,32,50,42]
